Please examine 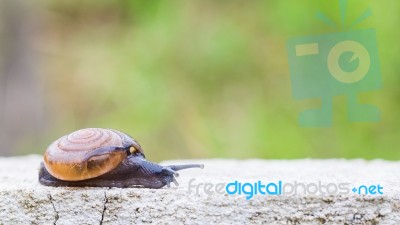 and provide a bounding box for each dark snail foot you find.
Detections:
[39,155,203,189]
